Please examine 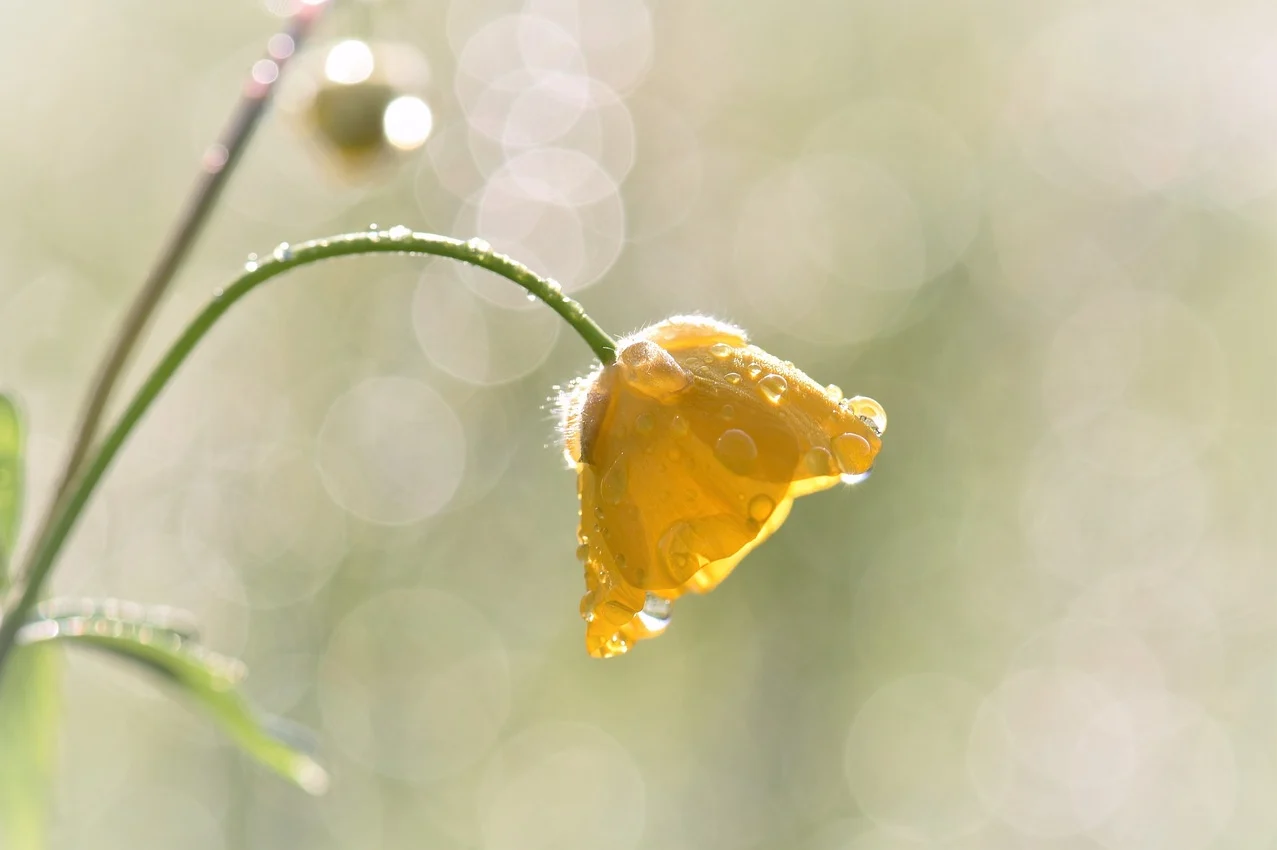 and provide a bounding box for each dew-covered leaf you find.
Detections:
[0,645,62,850]
[19,601,328,794]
